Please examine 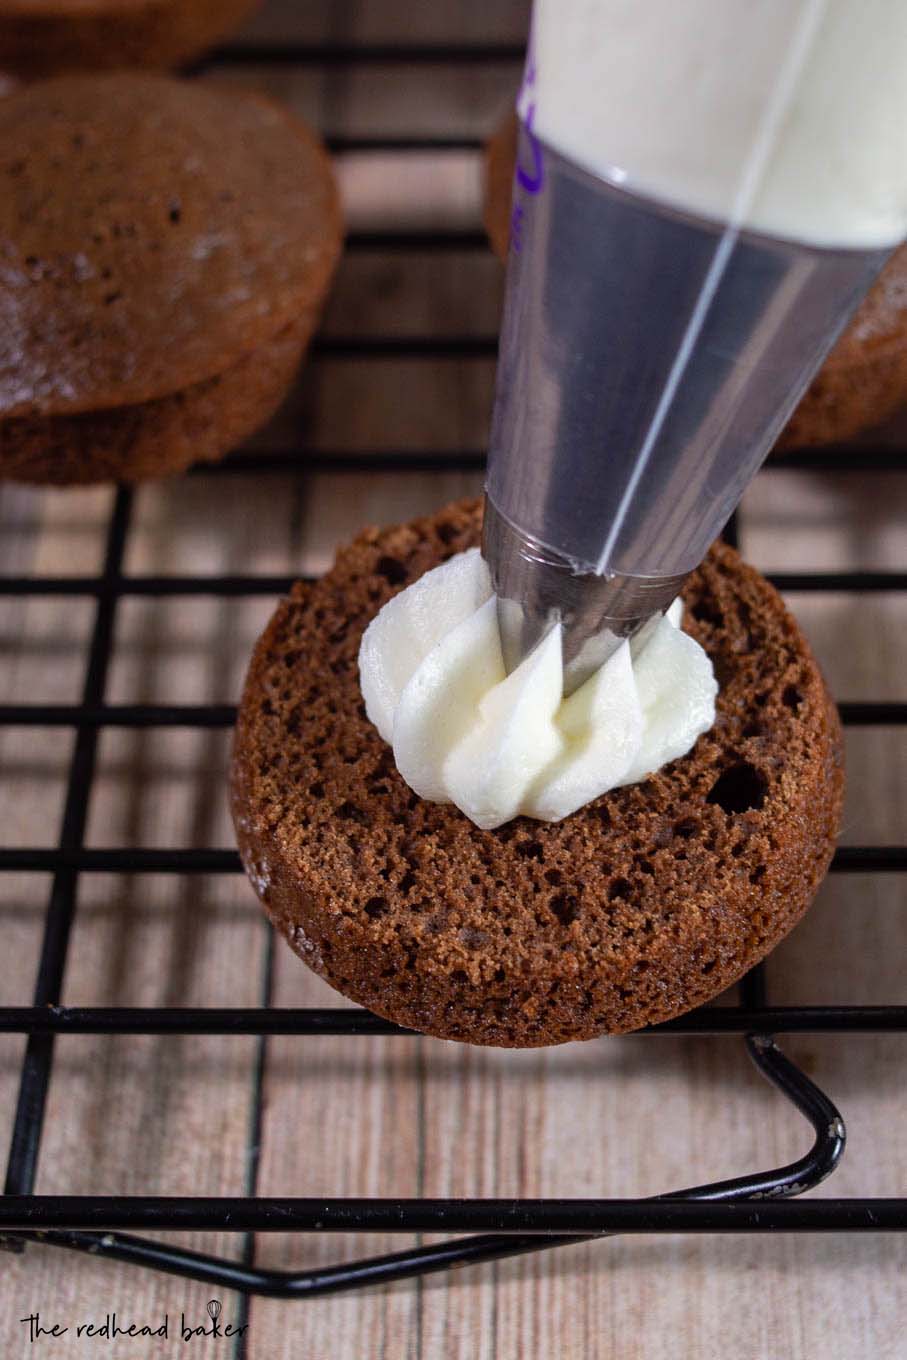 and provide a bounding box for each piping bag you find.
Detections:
[482,0,907,694]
